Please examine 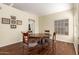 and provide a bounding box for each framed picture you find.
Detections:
[10,25,16,29]
[2,18,10,24]
[11,16,16,20]
[16,20,22,25]
[11,20,16,24]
